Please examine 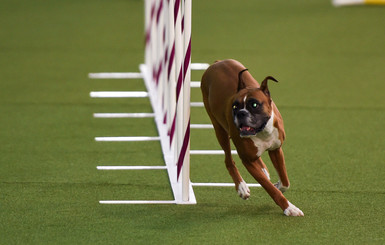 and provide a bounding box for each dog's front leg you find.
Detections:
[224,154,250,200]
[268,147,290,193]
[211,122,250,200]
[243,160,304,216]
